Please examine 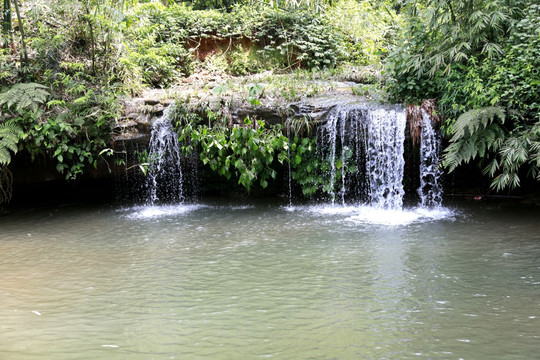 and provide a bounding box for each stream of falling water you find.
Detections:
[316,104,407,209]
[366,108,406,209]
[145,102,439,210]
[418,109,443,207]
[324,112,339,205]
[287,120,293,206]
[146,106,184,205]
